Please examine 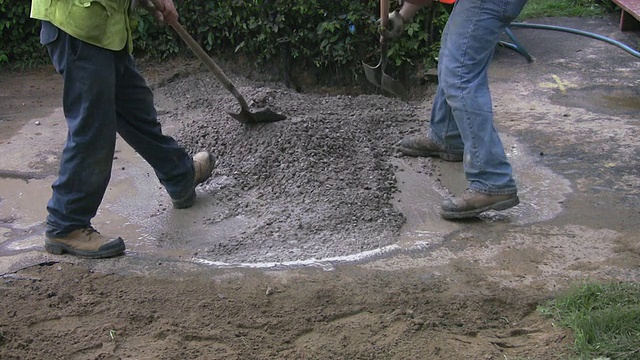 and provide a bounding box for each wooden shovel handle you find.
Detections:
[380,0,389,27]
[169,21,250,111]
